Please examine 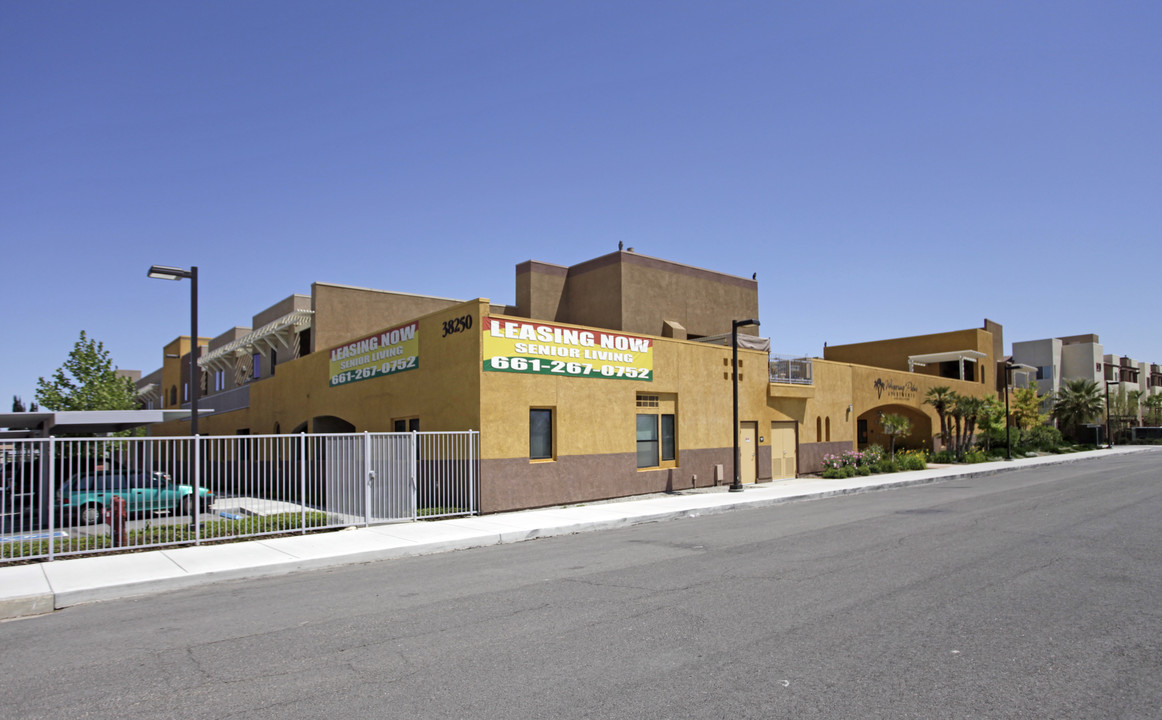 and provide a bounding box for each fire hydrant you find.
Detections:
[106,495,128,547]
